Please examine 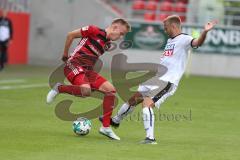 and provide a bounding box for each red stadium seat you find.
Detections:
[144,12,156,21]
[179,15,186,22]
[177,0,189,4]
[132,0,145,10]
[145,1,158,11]
[159,1,173,12]
[158,13,170,21]
[163,0,174,2]
[148,0,159,2]
[174,2,187,13]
